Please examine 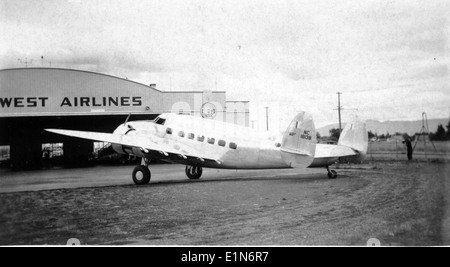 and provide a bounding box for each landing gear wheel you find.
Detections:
[185,165,203,180]
[327,170,338,179]
[132,165,151,185]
